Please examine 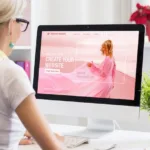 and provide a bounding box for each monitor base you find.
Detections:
[63,118,120,139]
